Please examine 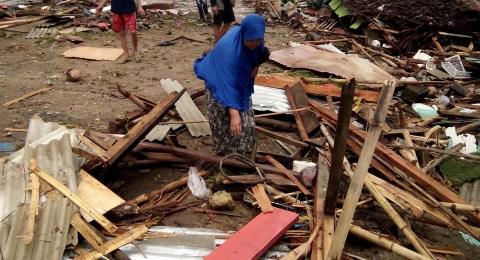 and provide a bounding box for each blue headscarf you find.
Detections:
[194,14,266,112]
